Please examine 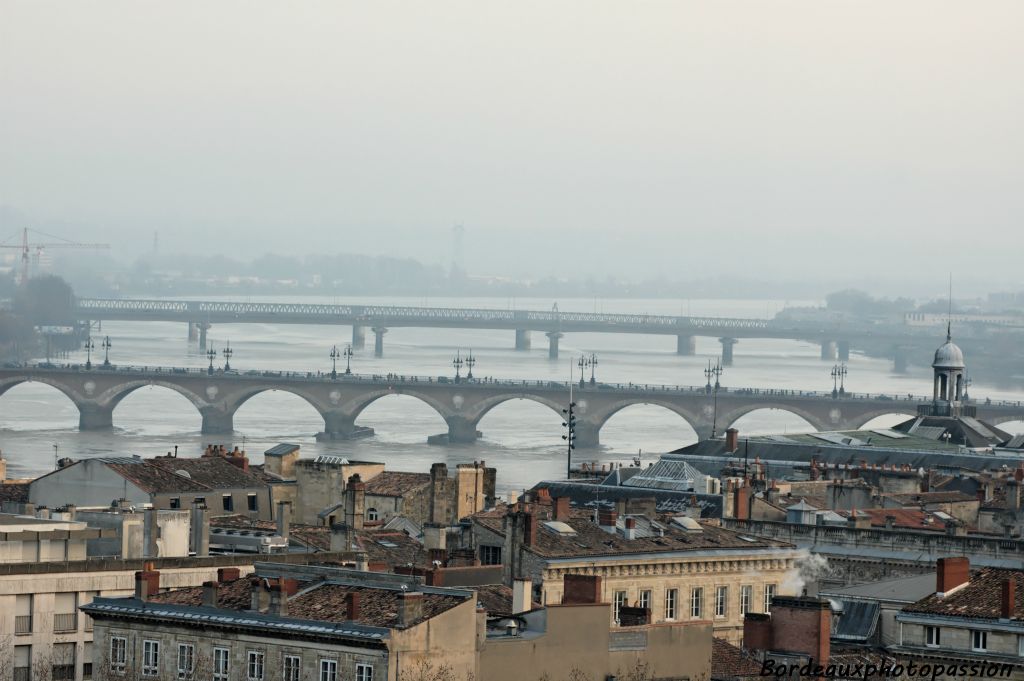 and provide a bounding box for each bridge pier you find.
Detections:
[719,338,737,366]
[838,341,850,362]
[372,327,387,358]
[78,403,113,431]
[676,335,696,356]
[893,347,909,374]
[317,412,374,441]
[188,322,199,342]
[820,340,838,361]
[201,408,234,434]
[515,329,531,351]
[352,325,366,350]
[574,422,601,449]
[445,417,480,444]
[198,324,208,351]
[546,332,563,360]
